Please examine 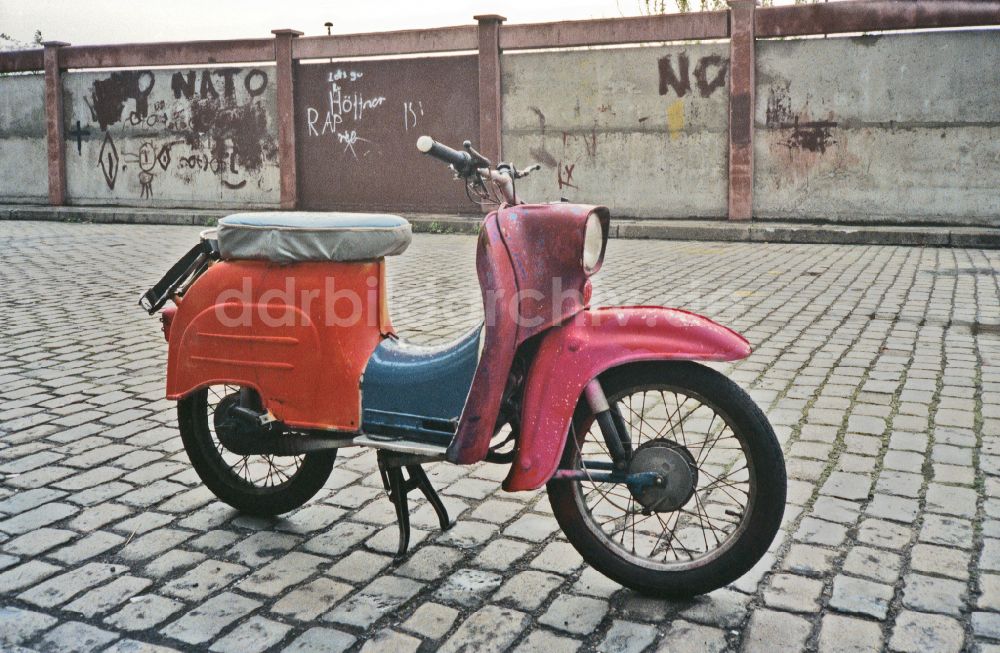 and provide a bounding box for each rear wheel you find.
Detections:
[547,361,785,597]
[178,385,335,516]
